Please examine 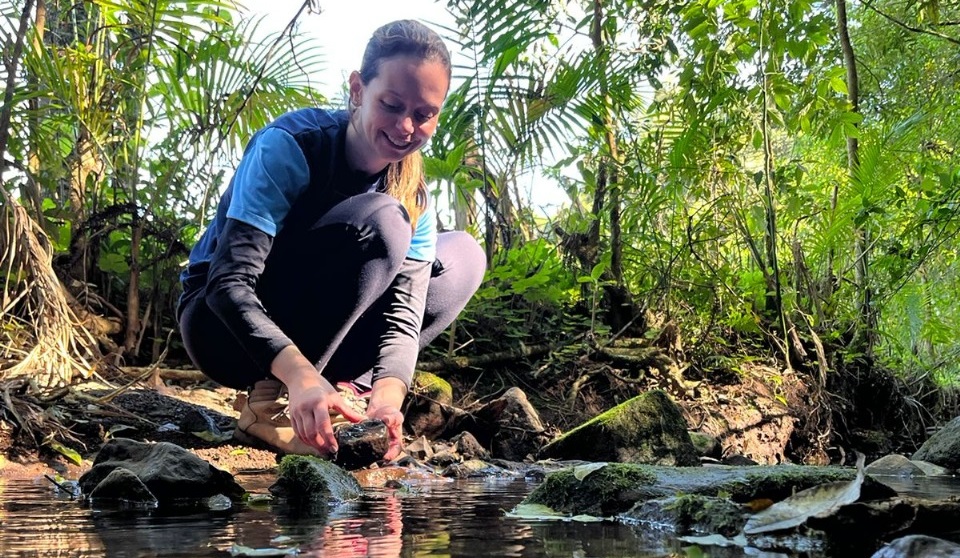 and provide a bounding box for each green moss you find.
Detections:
[412,371,453,404]
[272,455,362,502]
[525,463,657,516]
[664,494,746,536]
[542,391,697,465]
